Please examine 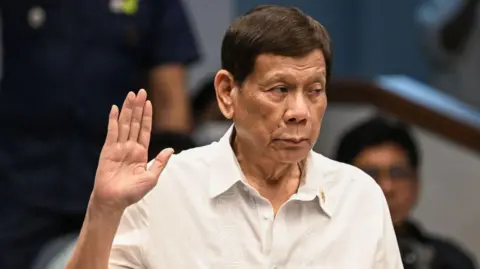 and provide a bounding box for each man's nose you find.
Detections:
[377,177,395,197]
[284,93,310,124]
